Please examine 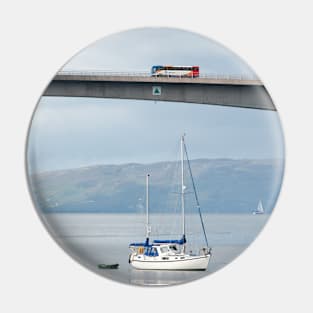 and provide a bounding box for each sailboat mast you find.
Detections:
[183,136,209,249]
[181,135,186,242]
[146,174,150,241]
